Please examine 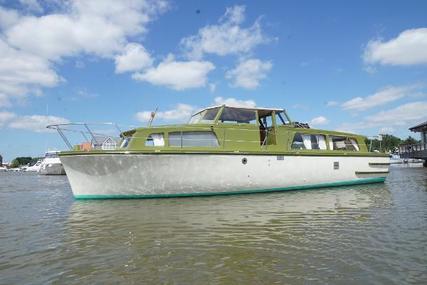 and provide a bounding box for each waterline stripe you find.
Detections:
[74,177,386,200]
